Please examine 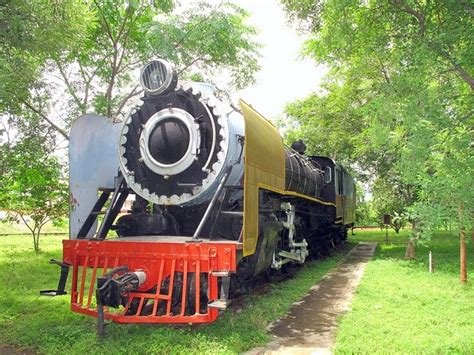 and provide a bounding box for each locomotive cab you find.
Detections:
[310,156,356,226]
